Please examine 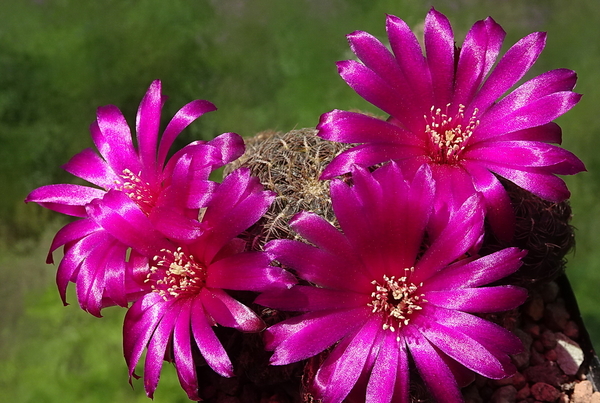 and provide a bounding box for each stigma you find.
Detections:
[424,104,479,164]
